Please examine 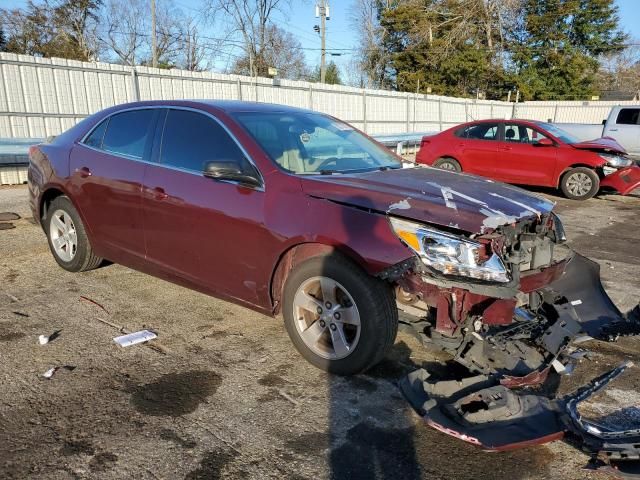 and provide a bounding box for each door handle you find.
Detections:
[151,187,168,201]
[608,128,618,132]
[75,167,92,178]
[500,146,513,151]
